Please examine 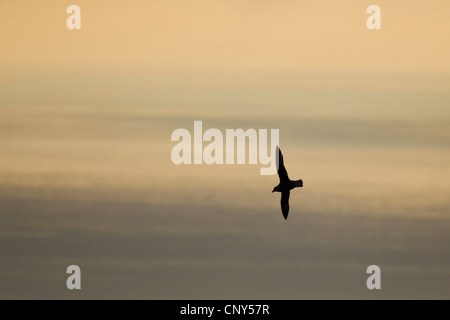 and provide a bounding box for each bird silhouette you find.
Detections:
[272,146,303,219]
